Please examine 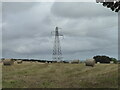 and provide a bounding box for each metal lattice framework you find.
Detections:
[52,27,63,62]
